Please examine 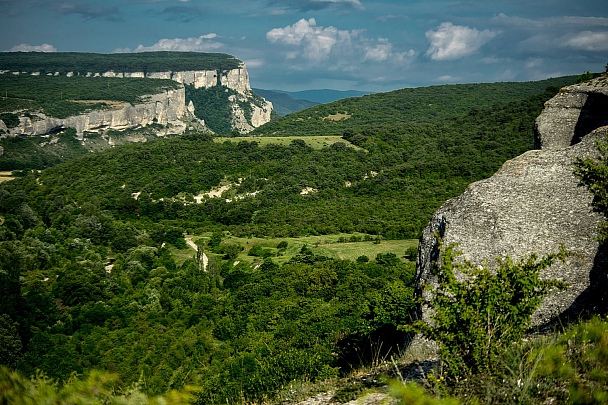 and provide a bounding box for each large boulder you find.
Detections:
[535,76,608,149]
[416,75,608,327]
